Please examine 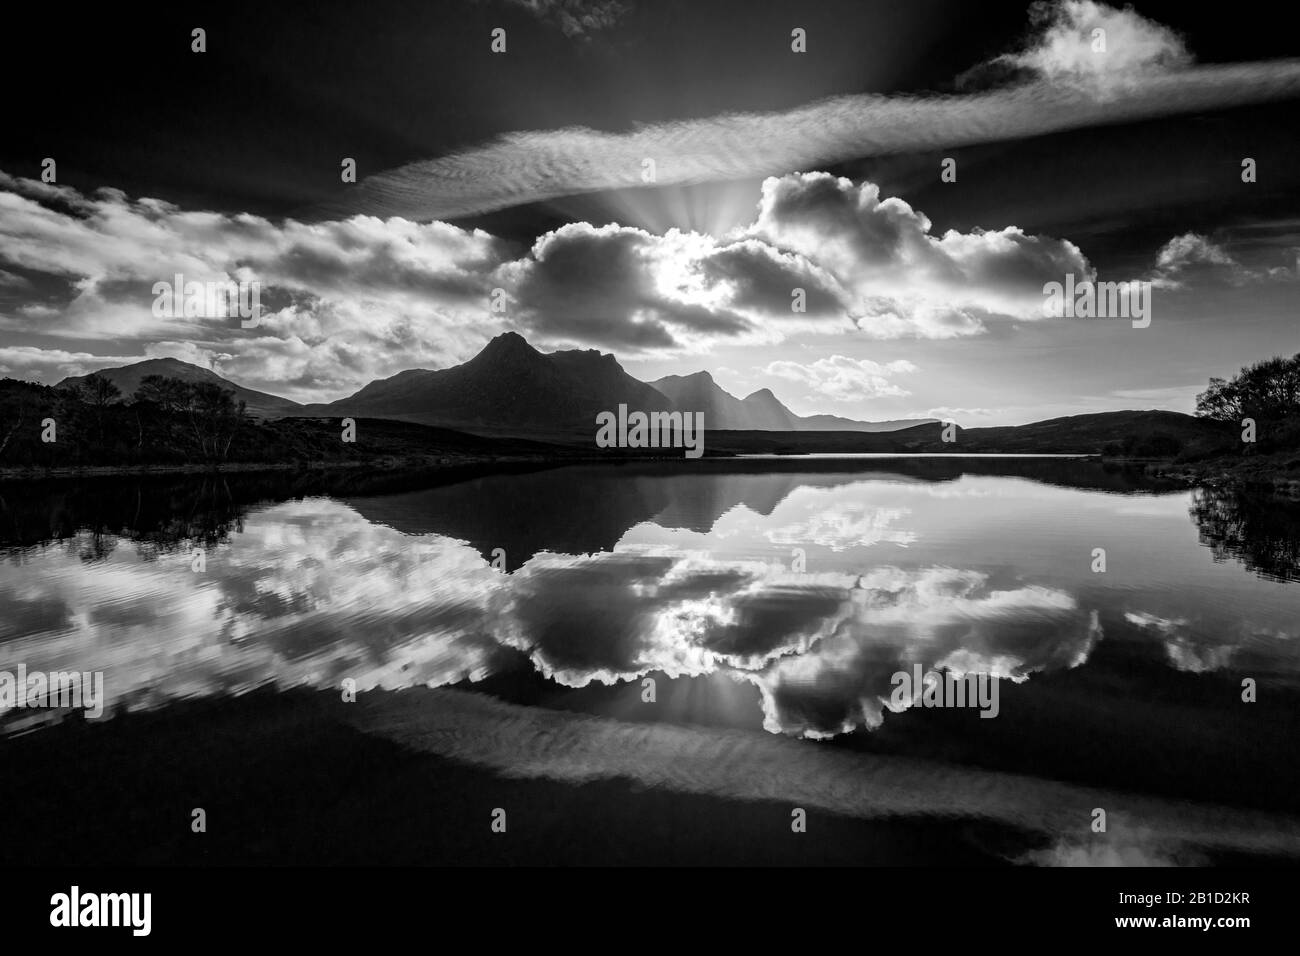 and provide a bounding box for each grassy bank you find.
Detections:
[1146,450,1300,493]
